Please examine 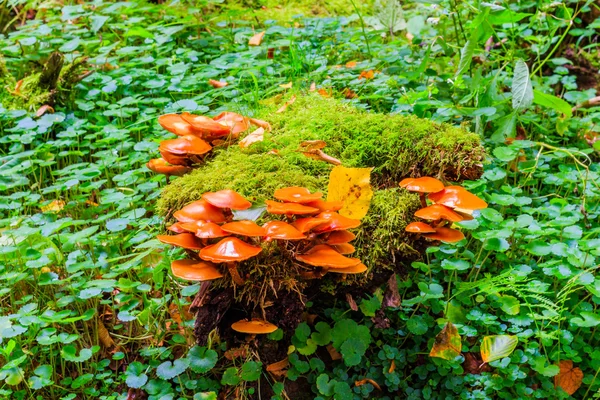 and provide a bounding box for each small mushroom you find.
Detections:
[399,176,444,208]
[422,227,465,243]
[180,112,232,137]
[231,319,278,334]
[173,199,227,223]
[171,259,223,281]
[312,212,360,233]
[179,221,231,238]
[202,190,252,210]
[428,186,487,210]
[159,135,212,164]
[327,263,368,274]
[221,220,267,237]
[330,243,355,254]
[405,222,436,233]
[305,199,344,212]
[292,217,329,233]
[296,244,361,269]
[321,230,356,244]
[199,237,262,285]
[158,114,198,136]
[414,204,464,223]
[147,158,192,177]
[157,233,204,250]
[212,112,250,135]
[273,187,323,203]
[262,221,307,240]
[167,222,188,233]
[265,200,319,216]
